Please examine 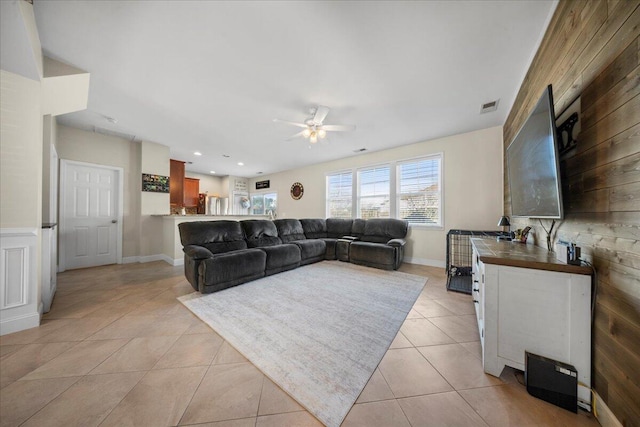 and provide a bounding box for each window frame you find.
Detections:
[395,154,443,228]
[325,170,354,219]
[249,190,278,216]
[356,163,392,220]
[324,153,444,229]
